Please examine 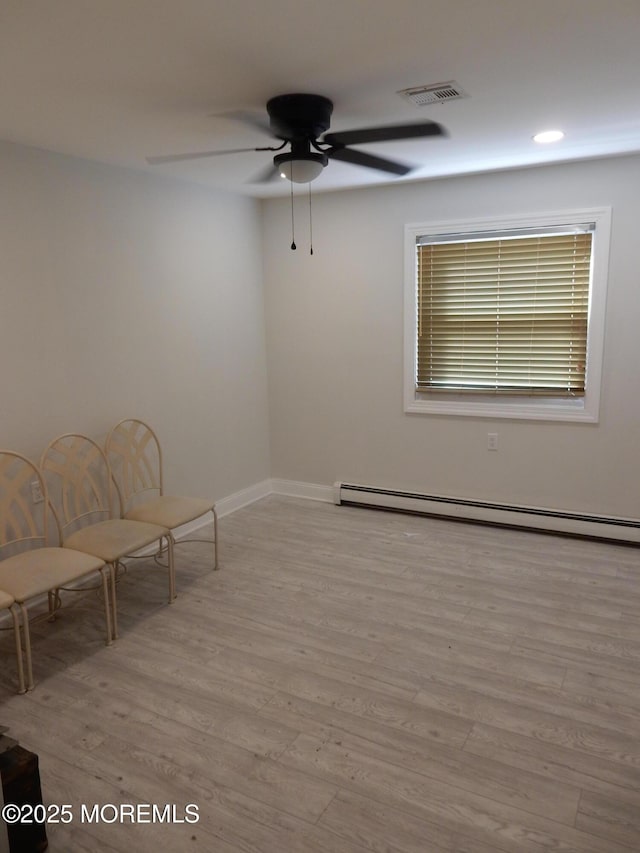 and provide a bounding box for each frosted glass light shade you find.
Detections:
[275,153,327,183]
